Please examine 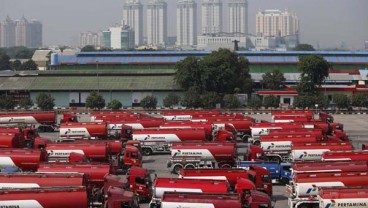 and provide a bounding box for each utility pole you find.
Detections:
[96,61,99,93]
